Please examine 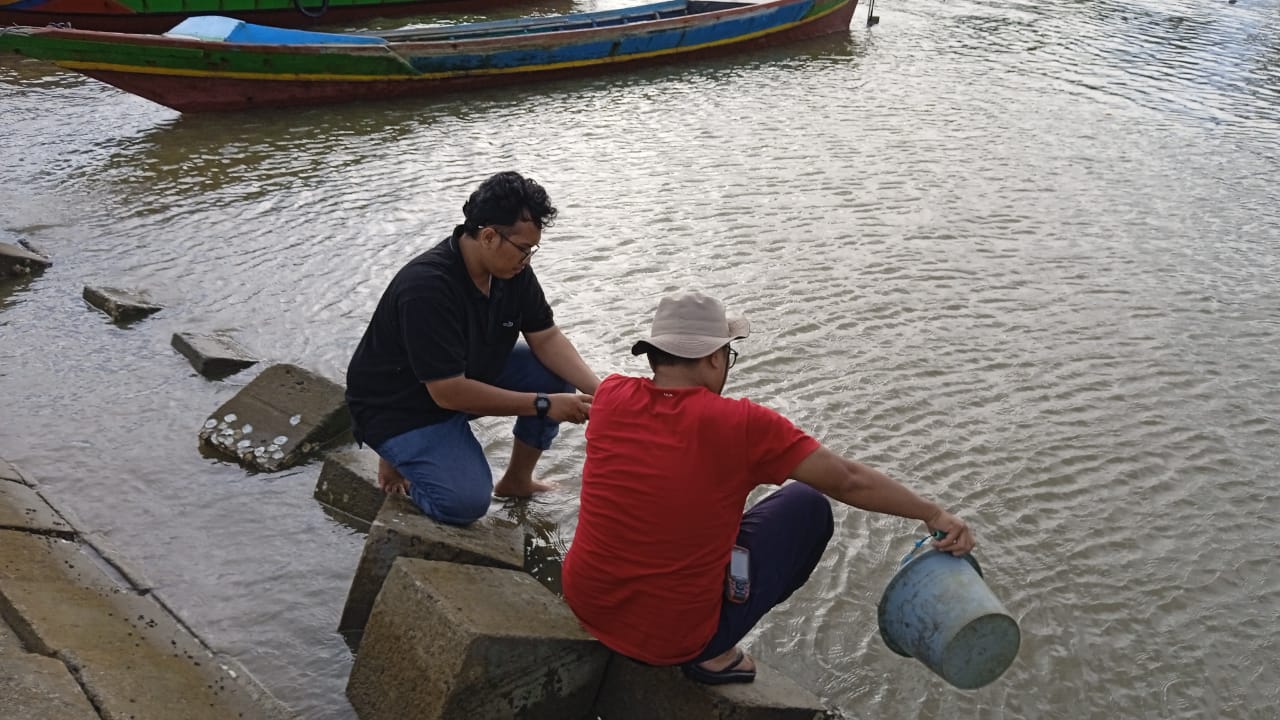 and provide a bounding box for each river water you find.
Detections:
[2,0,1278,717]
